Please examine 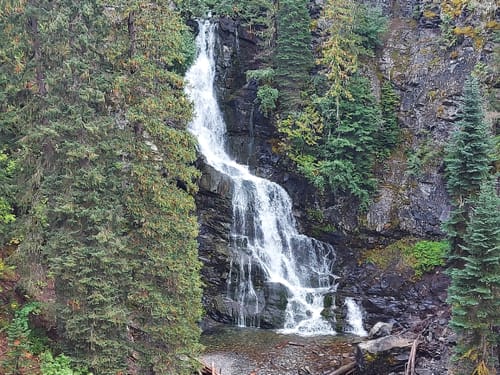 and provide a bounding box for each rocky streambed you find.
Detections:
[200,325,359,375]
[200,318,454,375]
